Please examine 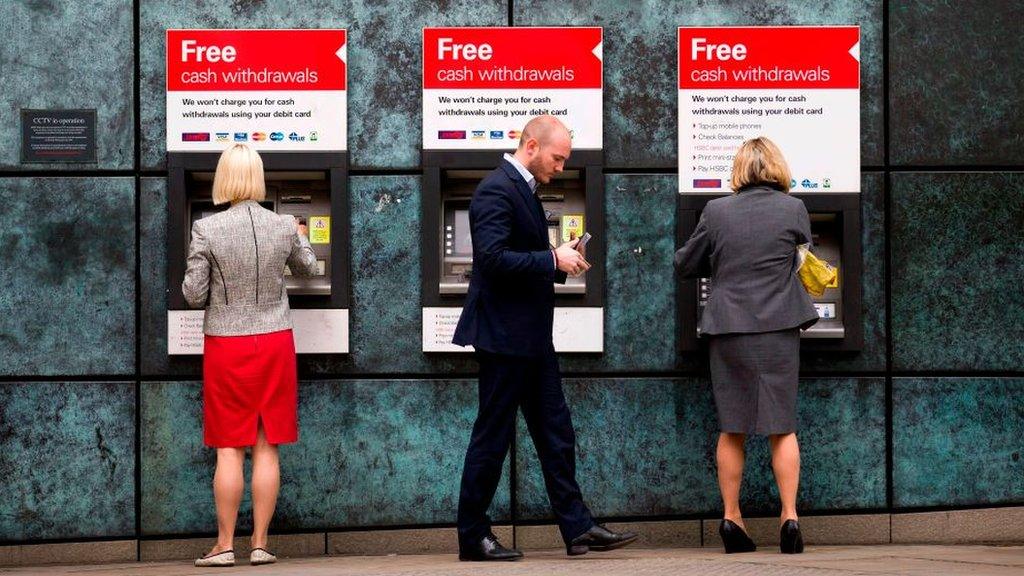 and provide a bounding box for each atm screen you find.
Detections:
[453,209,473,256]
